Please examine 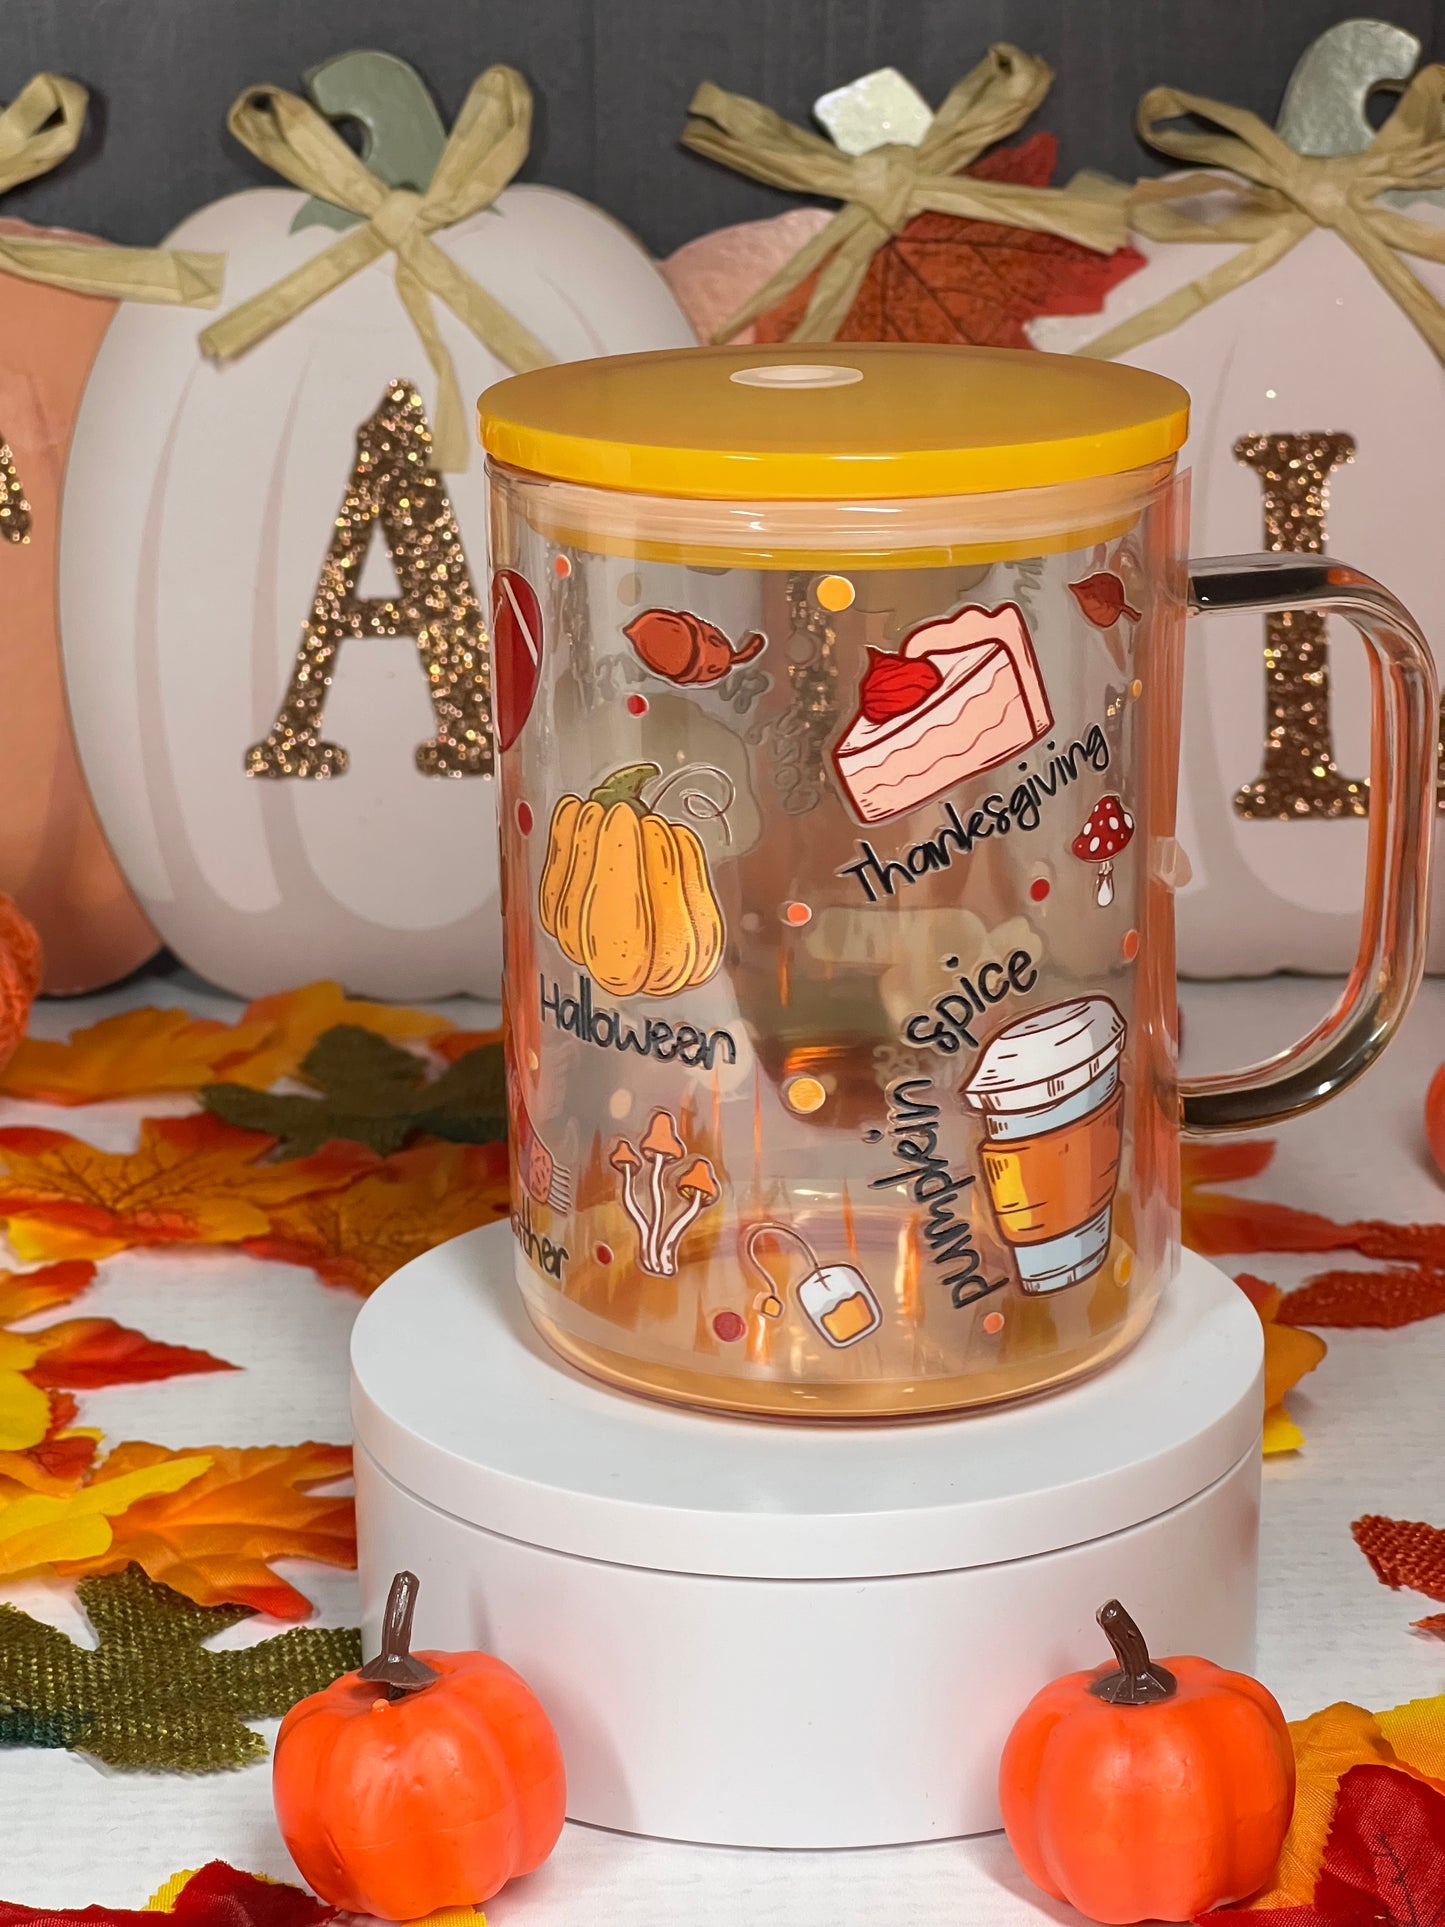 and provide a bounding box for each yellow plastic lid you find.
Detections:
[479,344,1188,502]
